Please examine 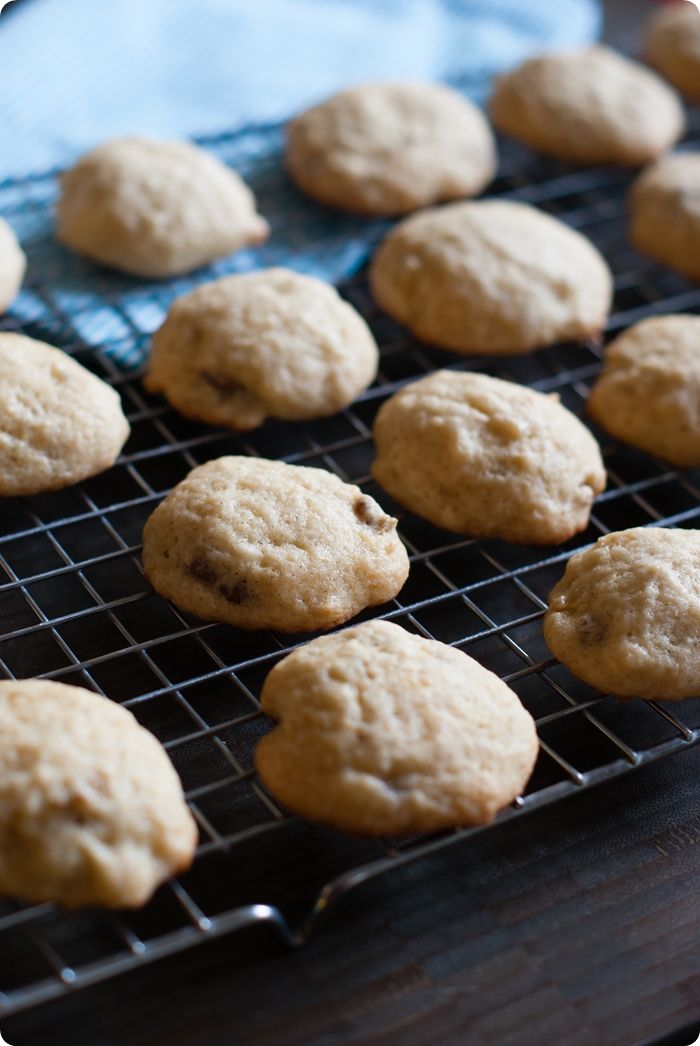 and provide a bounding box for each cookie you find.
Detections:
[56,136,269,278]
[0,679,197,908]
[543,527,700,700]
[644,2,700,102]
[145,269,378,430]
[490,45,684,167]
[256,620,538,834]
[588,315,700,468]
[142,456,409,632]
[286,82,496,216]
[372,370,605,545]
[0,217,26,314]
[369,200,612,355]
[0,333,130,497]
[630,153,700,281]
